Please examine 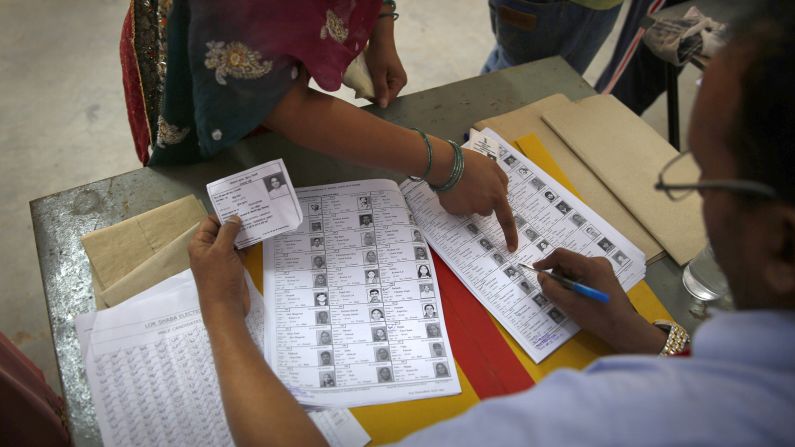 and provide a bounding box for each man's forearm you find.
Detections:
[205,312,328,447]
